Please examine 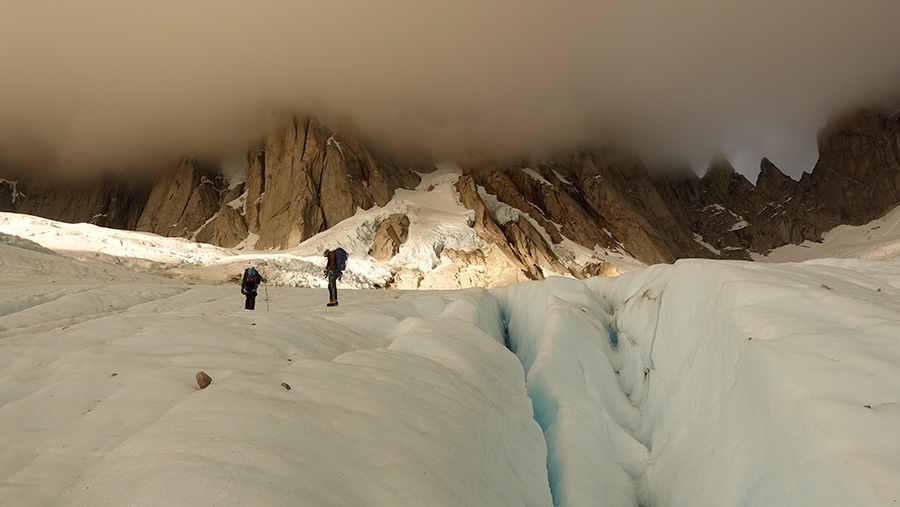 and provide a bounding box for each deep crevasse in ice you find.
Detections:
[493,259,897,507]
